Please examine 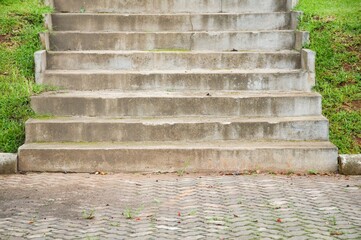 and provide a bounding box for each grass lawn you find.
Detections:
[296,0,361,153]
[0,0,51,153]
[0,0,360,154]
